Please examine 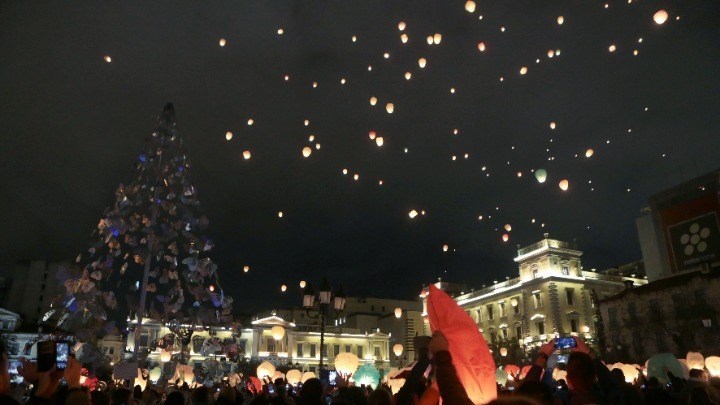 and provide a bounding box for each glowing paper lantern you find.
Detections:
[443,244,449,252]
[335,352,360,376]
[535,169,547,183]
[398,22,406,31]
[302,147,312,158]
[369,131,376,140]
[280,284,287,292]
[257,361,276,380]
[495,369,508,386]
[426,285,497,403]
[585,148,594,158]
[433,33,442,44]
[133,369,147,390]
[354,364,381,388]
[465,0,476,13]
[300,280,306,288]
[301,372,316,384]
[647,353,683,382]
[286,369,302,385]
[505,364,520,378]
[149,367,162,382]
[557,16,564,25]
[621,364,640,383]
[103,55,112,63]
[386,103,394,114]
[504,224,512,232]
[549,121,556,129]
[278,211,284,218]
[426,36,434,45]
[225,131,233,141]
[653,10,668,25]
[502,234,509,242]
[548,50,555,58]
[553,368,567,382]
[609,44,616,52]
[500,347,508,356]
[418,58,427,68]
[247,118,254,126]
[243,265,250,273]
[219,38,227,47]
[160,349,172,362]
[243,150,251,160]
[705,356,720,377]
[401,34,408,43]
[408,210,419,219]
[405,72,412,80]
[478,42,486,52]
[393,344,404,356]
[271,326,286,340]
[686,352,704,370]
[559,179,569,191]
[520,67,528,75]
[370,97,378,106]
[394,307,402,318]
[376,137,384,147]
